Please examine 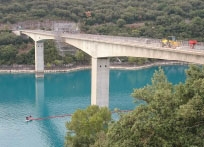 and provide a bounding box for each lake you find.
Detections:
[0,65,187,147]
